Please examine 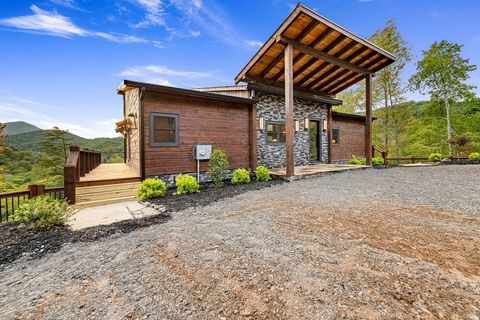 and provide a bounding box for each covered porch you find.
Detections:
[235,3,395,177]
